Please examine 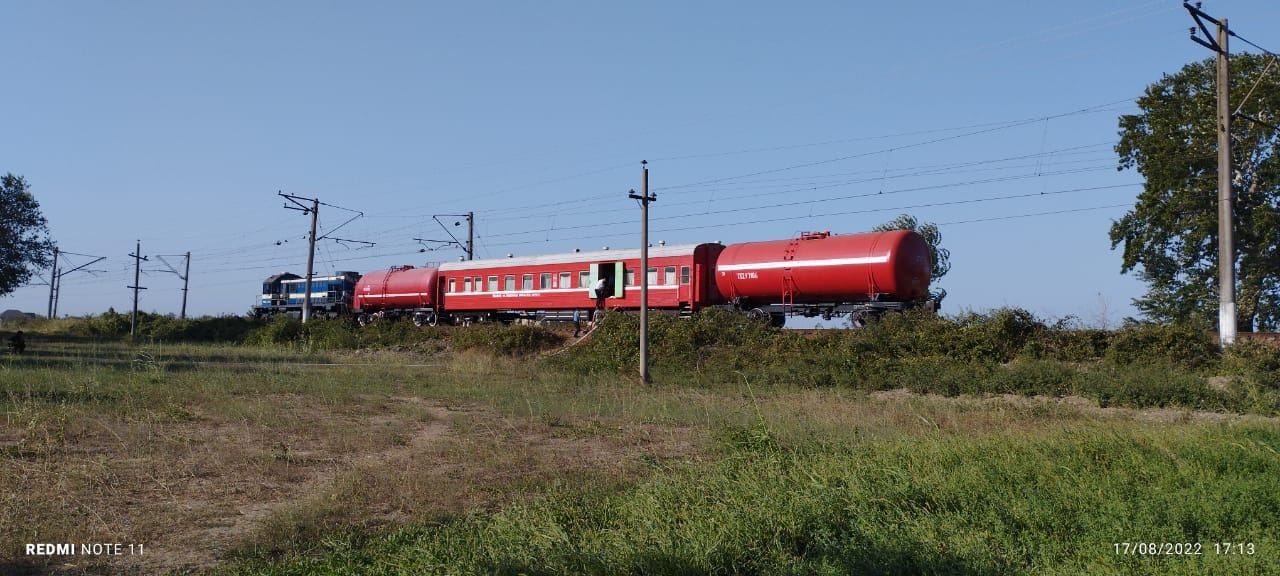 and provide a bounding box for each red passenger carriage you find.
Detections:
[436,243,724,323]
[353,243,725,325]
